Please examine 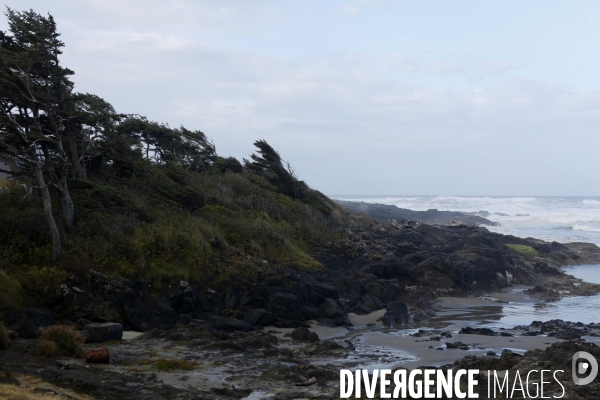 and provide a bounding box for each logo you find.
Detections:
[572,351,598,386]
